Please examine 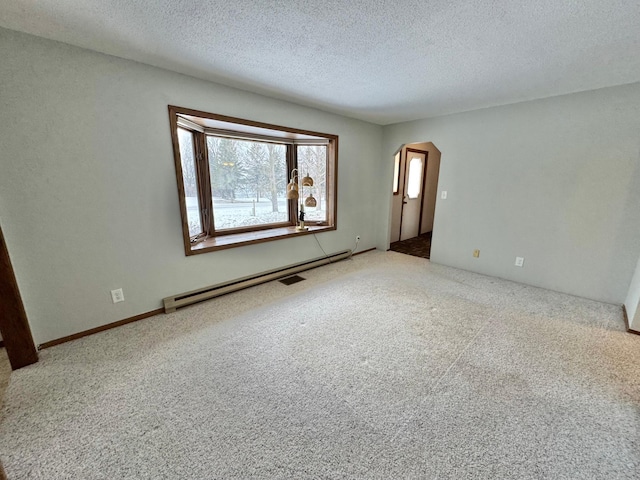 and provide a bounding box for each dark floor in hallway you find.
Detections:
[389,232,432,259]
